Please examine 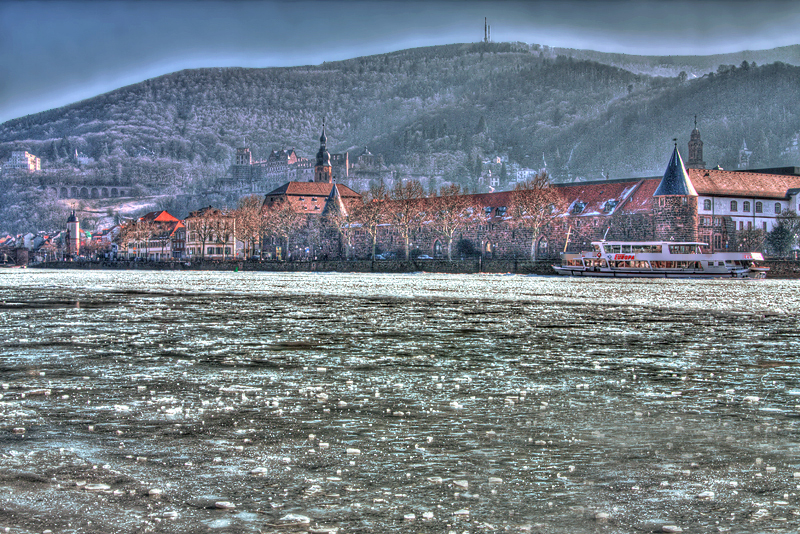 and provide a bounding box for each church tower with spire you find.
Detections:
[687,116,706,169]
[653,142,699,242]
[66,209,80,258]
[314,120,333,183]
